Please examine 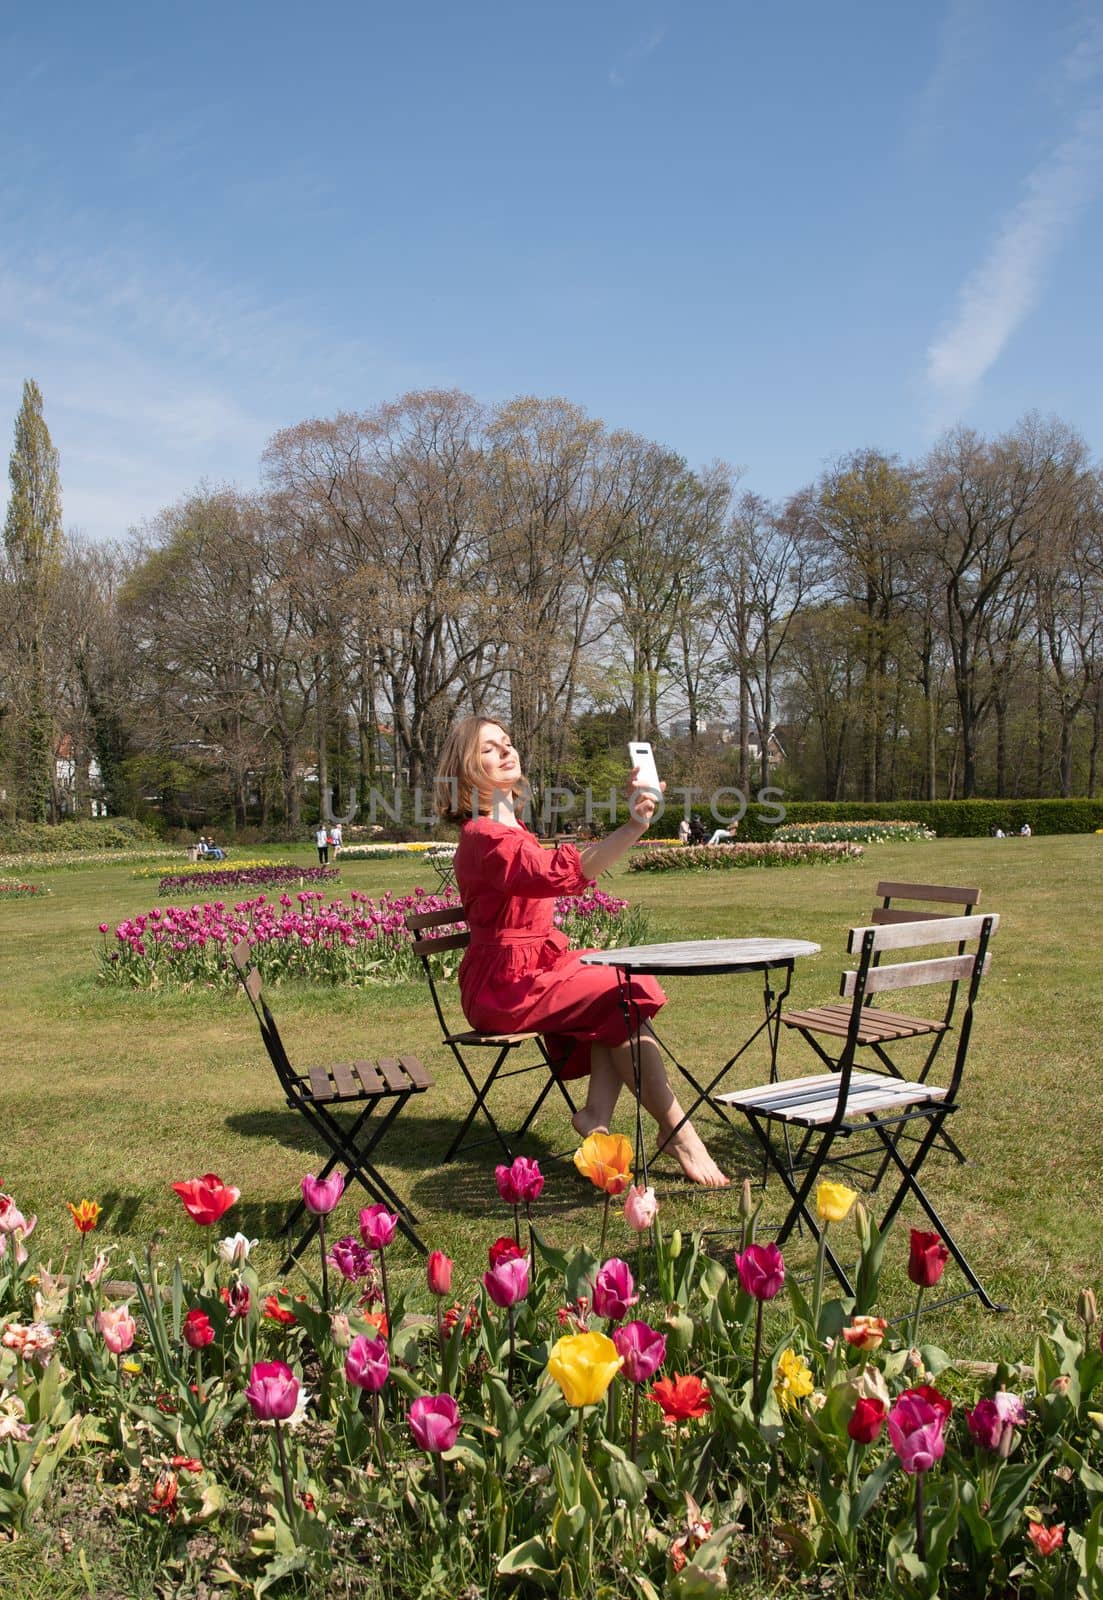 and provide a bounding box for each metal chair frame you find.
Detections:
[231,939,431,1260]
[405,906,576,1162]
[719,914,1003,1312]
